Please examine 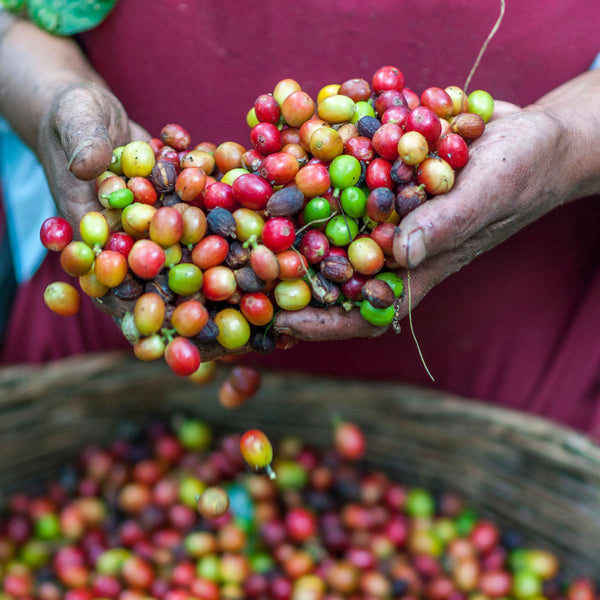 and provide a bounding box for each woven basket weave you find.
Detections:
[1,351,599,580]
